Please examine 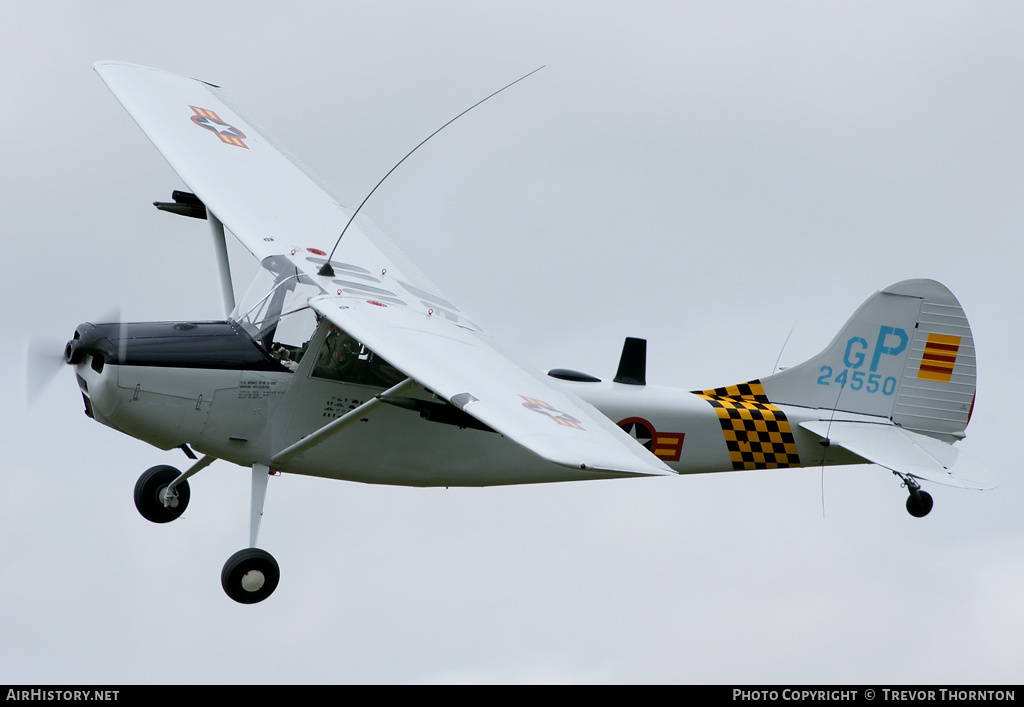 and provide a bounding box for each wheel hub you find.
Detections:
[241,570,266,592]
